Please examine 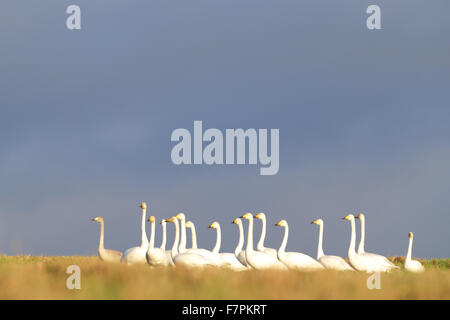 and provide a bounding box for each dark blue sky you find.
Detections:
[0,1,449,258]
